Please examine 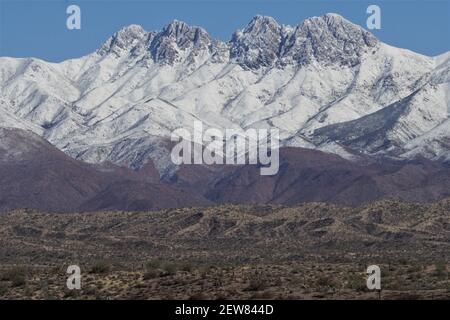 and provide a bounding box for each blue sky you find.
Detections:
[0,0,449,62]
